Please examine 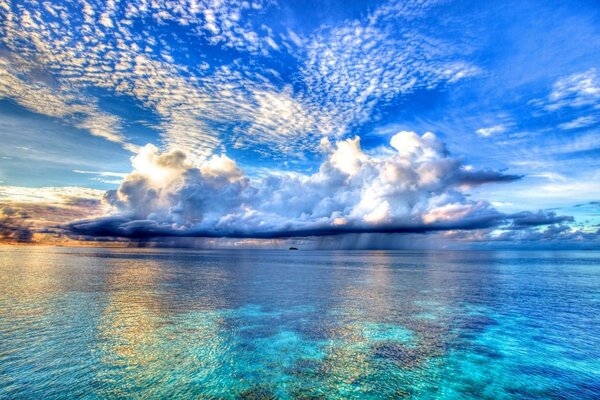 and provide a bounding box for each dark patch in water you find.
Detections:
[505,386,544,399]
[532,334,564,347]
[393,388,413,398]
[237,386,277,400]
[290,389,328,400]
[371,343,423,369]
[518,364,566,379]
[237,325,279,339]
[295,325,330,341]
[460,315,498,332]
[284,358,322,378]
[549,379,600,400]
[453,343,503,360]
[457,380,488,398]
